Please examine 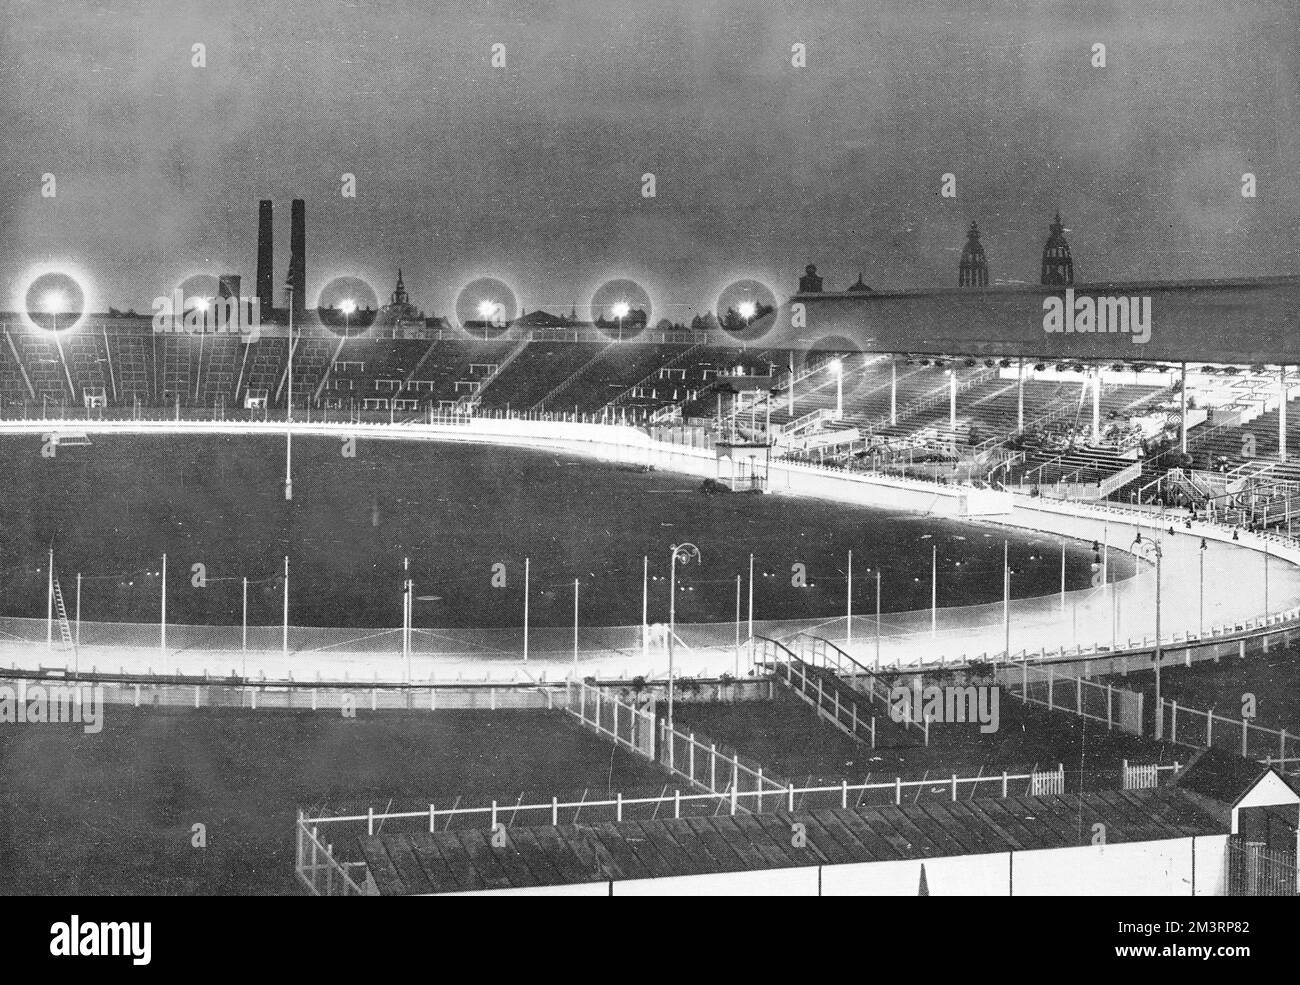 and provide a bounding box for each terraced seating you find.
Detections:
[0,330,31,404]
[65,329,112,404]
[159,335,196,404]
[241,336,288,407]
[533,342,689,414]
[476,341,606,410]
[198,335,242,408]
[398,339,518,408]
[18,332,69,404]
[104,326,154,405]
